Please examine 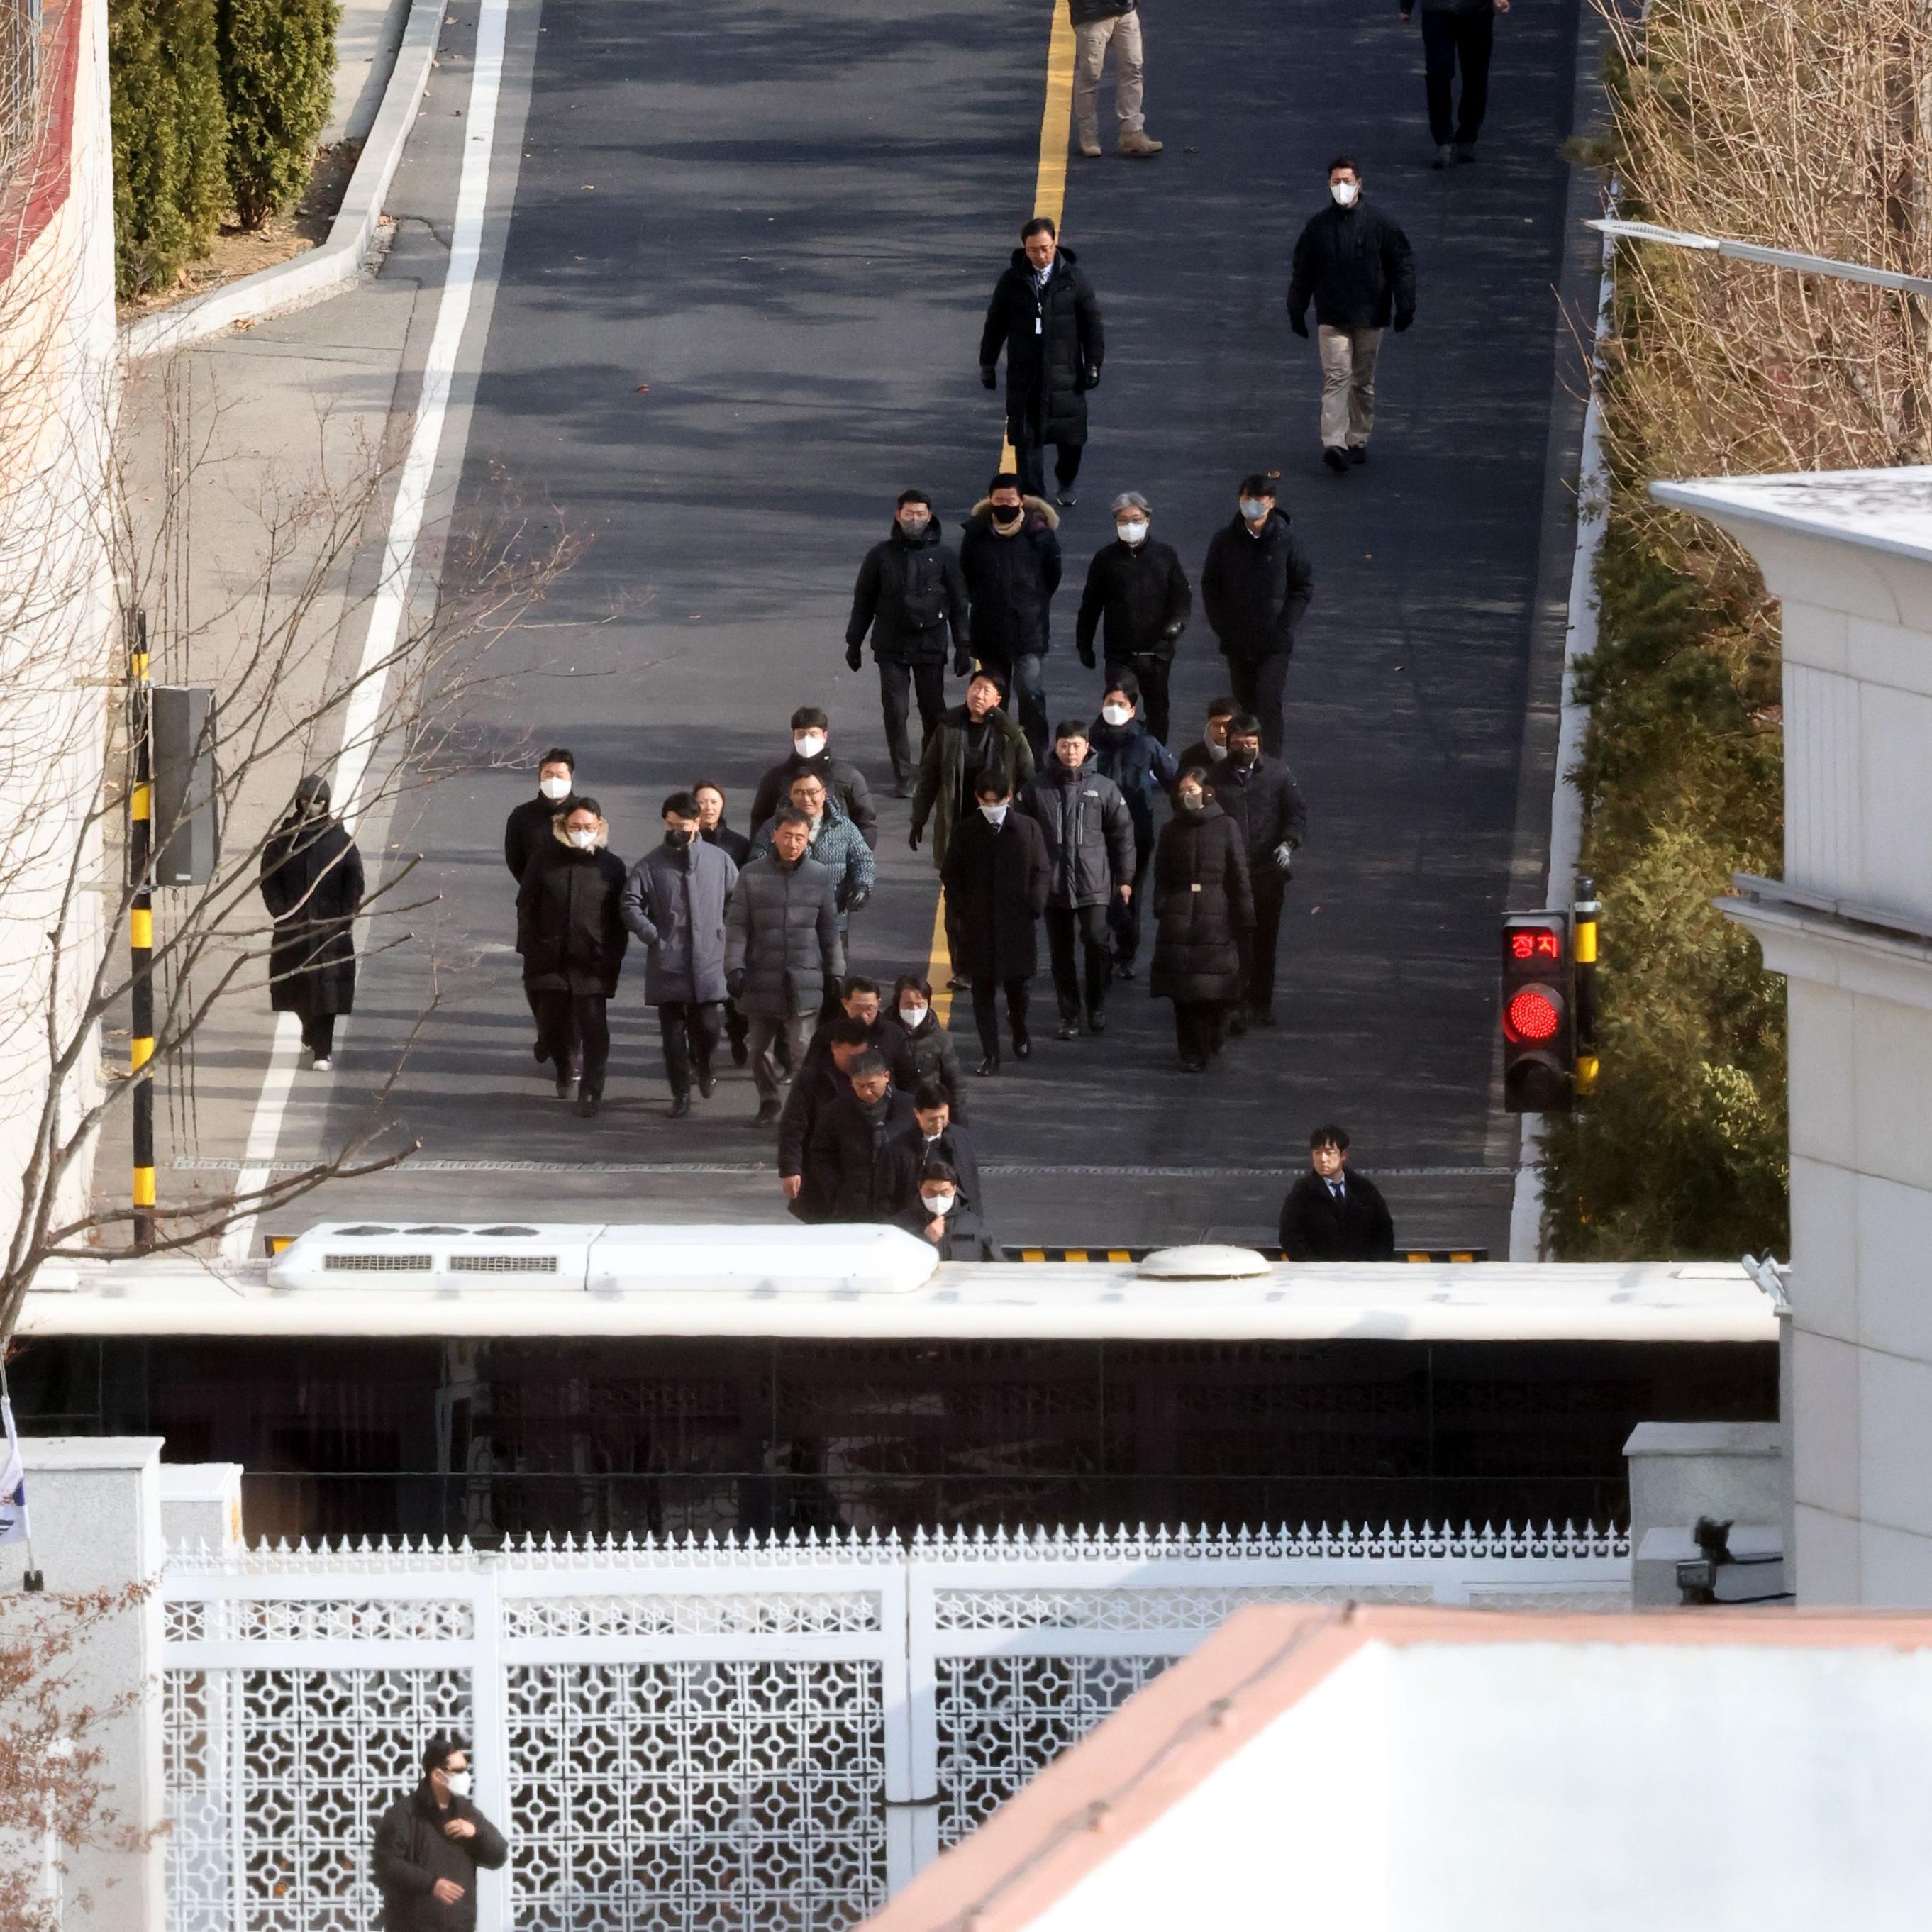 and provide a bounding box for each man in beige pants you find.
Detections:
[1071,0,1162,159]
